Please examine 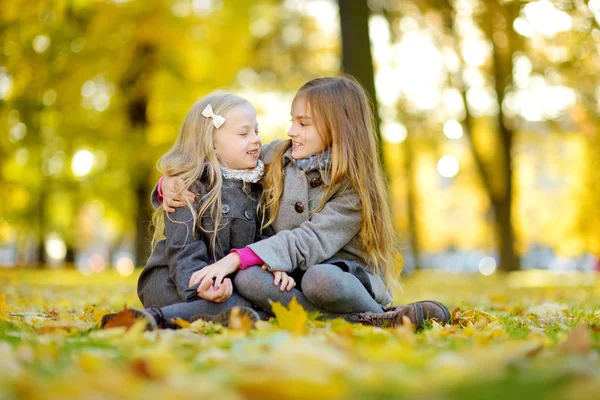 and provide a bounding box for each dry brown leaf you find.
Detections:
[101,309,138,331]
[559,323,593,354]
